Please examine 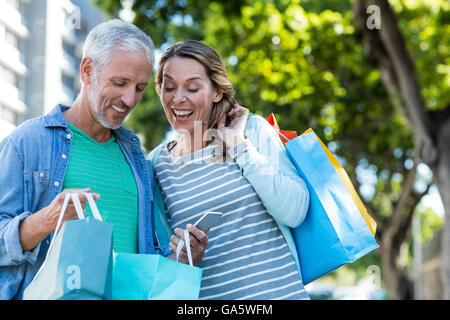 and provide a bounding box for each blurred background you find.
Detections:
[0,0,448,300]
